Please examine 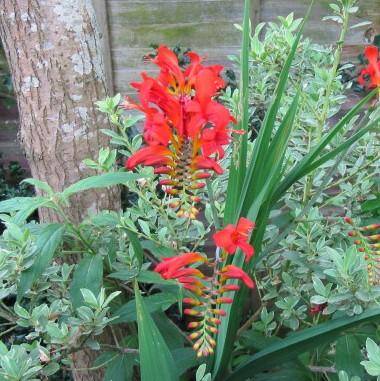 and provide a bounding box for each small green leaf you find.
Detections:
[22,178,54,195]
[70,255,103,309]
[125,228,144,268]
[62,172,141,197]
[18,224,66,300]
